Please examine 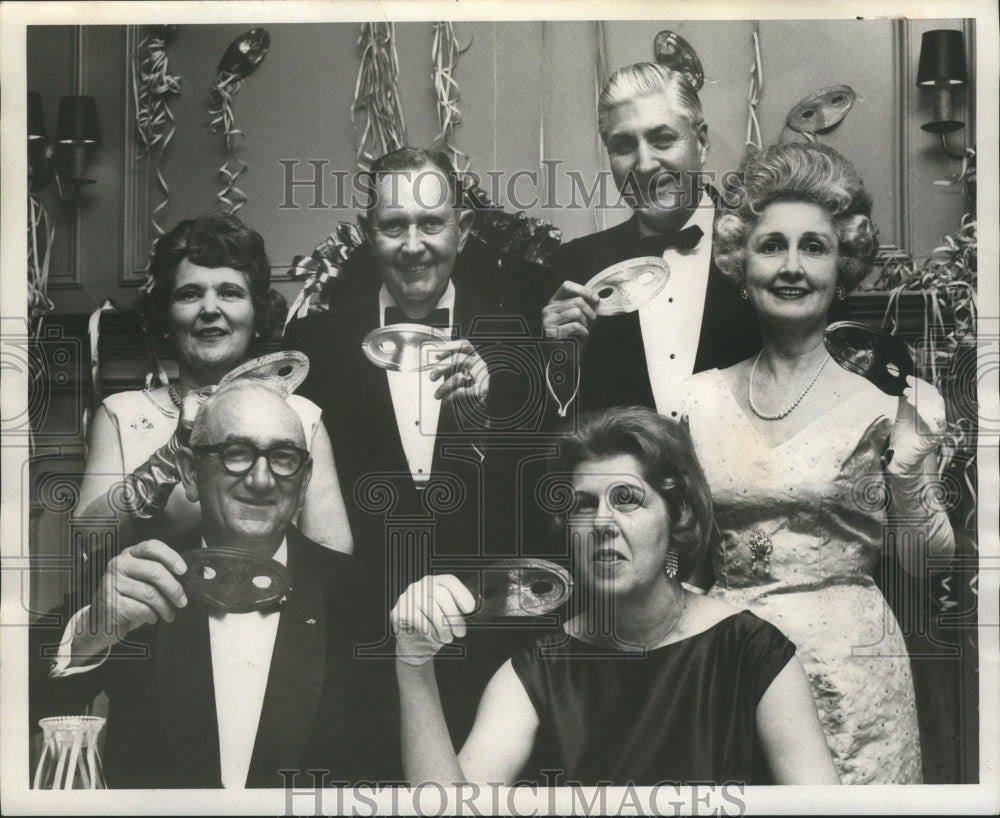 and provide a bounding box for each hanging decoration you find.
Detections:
[786,85,857,142]
[653,30,705,91]
[283,223,365,330]
[131,24,181,237]
[352,23,406,170]
[593,21,611,232]
[285,208,562,326]
[469,203,562,266]
[27,194,54,338]
[208,27,270,213]
[431,22,472,173]
[745,22,764,151]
